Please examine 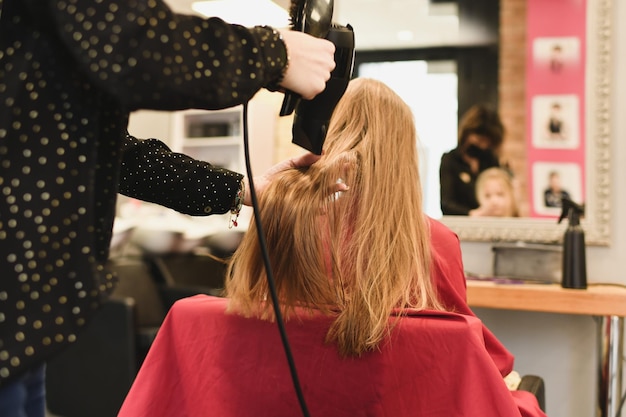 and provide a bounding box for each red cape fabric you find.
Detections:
[119,219,546,417]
